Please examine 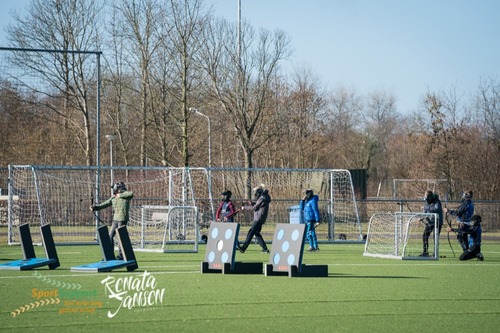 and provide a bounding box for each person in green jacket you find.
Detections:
[91,182,133,260]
